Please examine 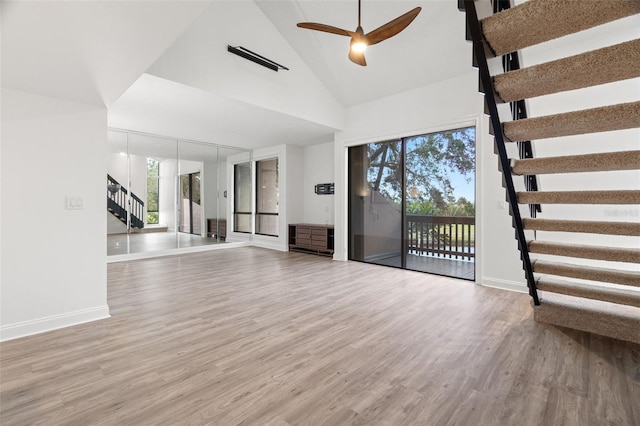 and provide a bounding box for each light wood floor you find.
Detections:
[1,247,639,425]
